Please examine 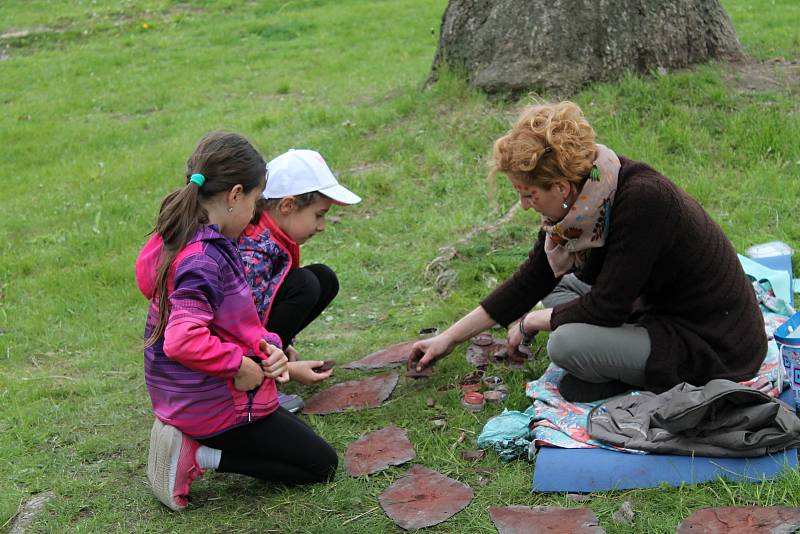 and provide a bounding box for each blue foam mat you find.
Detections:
[532,390,798,492]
